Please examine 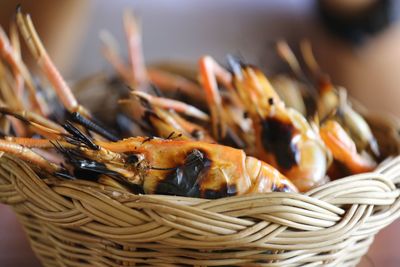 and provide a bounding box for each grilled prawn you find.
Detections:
[99,137,298,196]
[0,103,297,197]
[227,58,330,192]
[0,129,298,198]
[320,120,376,178]
[299,40,380,157]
